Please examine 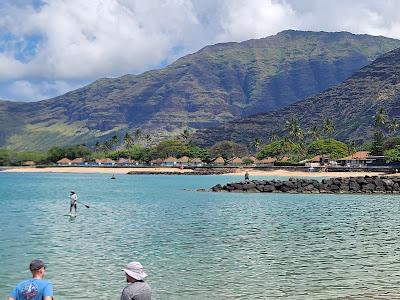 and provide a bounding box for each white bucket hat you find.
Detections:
[122,261,148,280]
